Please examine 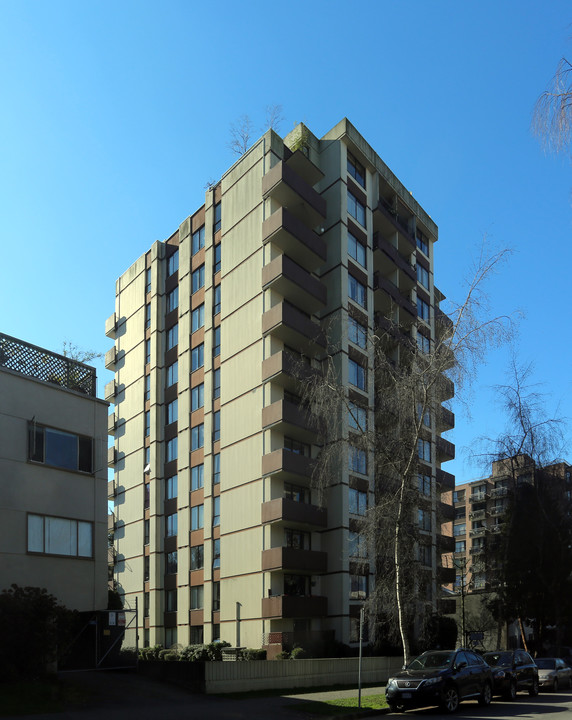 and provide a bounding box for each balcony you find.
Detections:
[104,380,117,402]
[436,436,455,462]
[0,332,97,397]
[262,302,326,356]
[261,497,327,529]
[262,448,313,482]
[105,312,117,339]
[470,545,485,555]
[470,491,488,503]
[373,273,416,320]
[104,346,117,370]
[436,308,454,339]
[469,527,486,538]
[437,406,455,432]
[489,505,506,517]
[262,255,326,315]
[284,147,324,187]
[262,207,326,270]
[374,313,412,347]
[373,232,416,285]
[262,161,326,229]
[262,594,327,619]
[438,598,457,615]
[436,468,455,491]
[107,412,116,435]
[262,399,317,442]
[107,446,116,468]
[438,566,457,584]
[437,534,455,553]
[262,547,327,574]
[490,486,509,498]
[373,198,415,253]
[108,479,116,499]
[469,509,486,521]
[437,376,455,401]
[438,501,455,522]
[262,351,318,393]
